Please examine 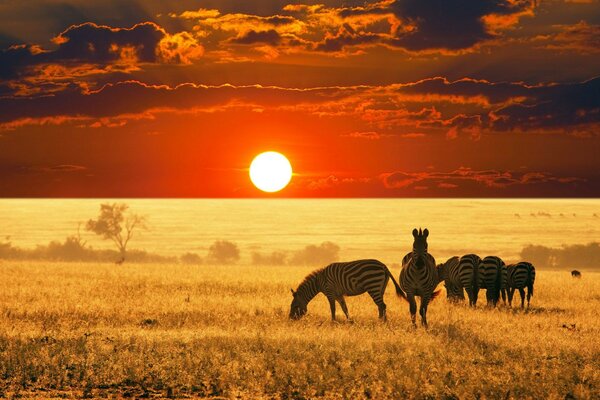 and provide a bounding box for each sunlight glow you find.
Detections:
[249,151,292,193]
